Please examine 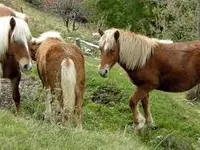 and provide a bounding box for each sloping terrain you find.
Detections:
[0,0,200,149]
